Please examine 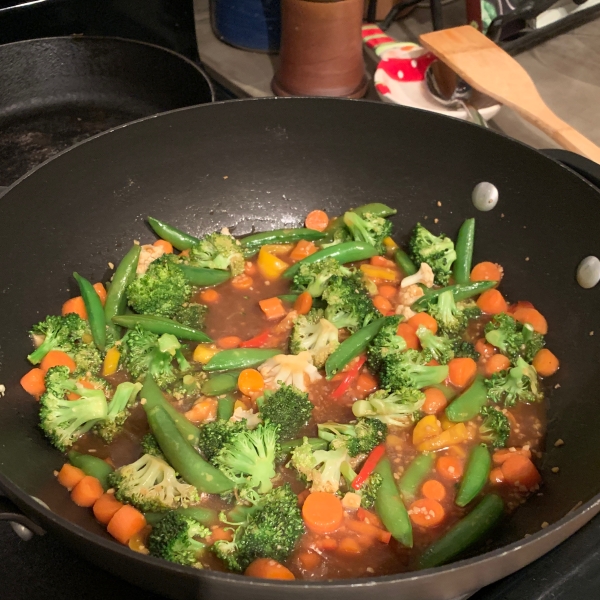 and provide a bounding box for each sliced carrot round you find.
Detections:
[408,312,438,334]
[40,350,76,374]
[302,492,344,534]
[477,289,508,315]
[373,294,393,315]
[513,307,548,335]
[245,558,296,580]
[448,357,477,389]
[409,498,446,527]
[305,210,329,232]
[421,479,447,502]
[484,353,511,376]
[294,291,313,315]
[199,288,220,304]
[238,368,265,396]
[62,296,87,319]
[153,239,174,254]
[501,454,541,489]
[378,284,397,299]
[107,505,147,545]
[231,274,254,290]
[20,367,46,398]
[532,348,559,377]
[422,387,448,415]
[217,336,242,349]
[397,322,420,350]
[436,455,464,481]
[475,338,496,359]
[70,475,104,507]
[57,463,86,490]
[470,262,502,283]
[92,283,107,305]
